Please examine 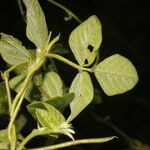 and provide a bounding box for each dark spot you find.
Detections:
[84,59,88,64]
[87,44,94,52]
